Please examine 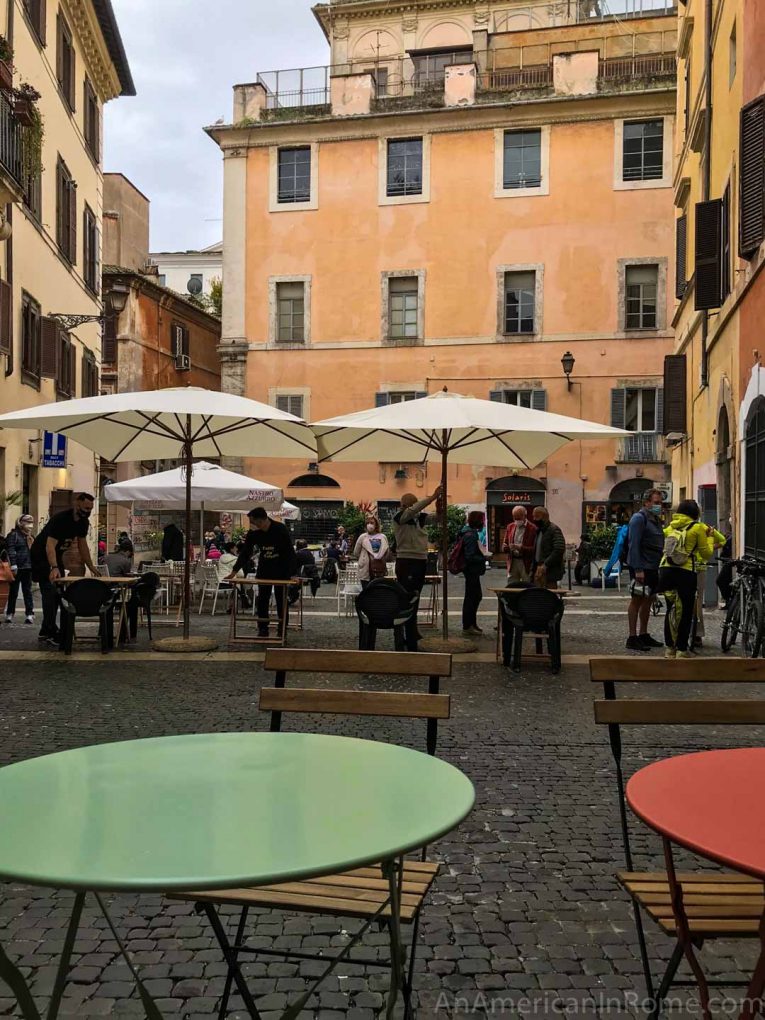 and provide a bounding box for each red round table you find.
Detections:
[627,748,765,1020]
